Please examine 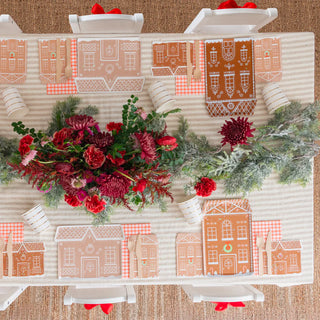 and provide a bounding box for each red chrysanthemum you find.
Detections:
[219,117,255,150]
[85,194,106,214]
[133,131,157,164]
[66,115,98,131]
[52,127,74,149]
[194,177,217,197]
[98,172,132,200]
[84,145,106,169]
[64,194,82,207]
[87,132,114,149]
[106,122,123,133]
